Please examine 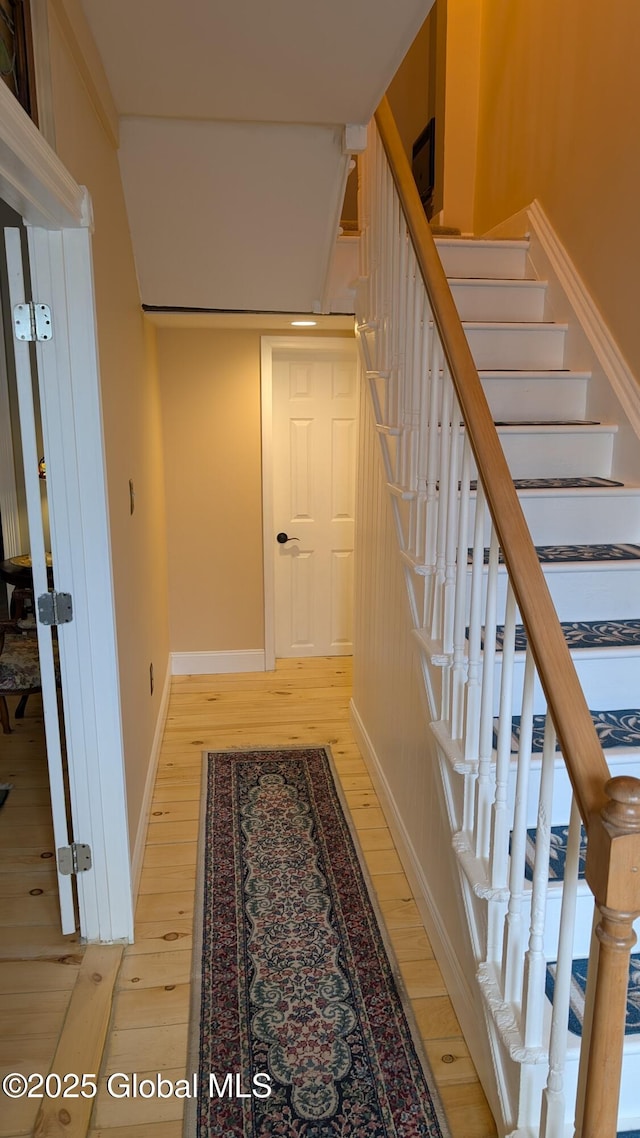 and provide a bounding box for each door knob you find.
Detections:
[276,532,299,544]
